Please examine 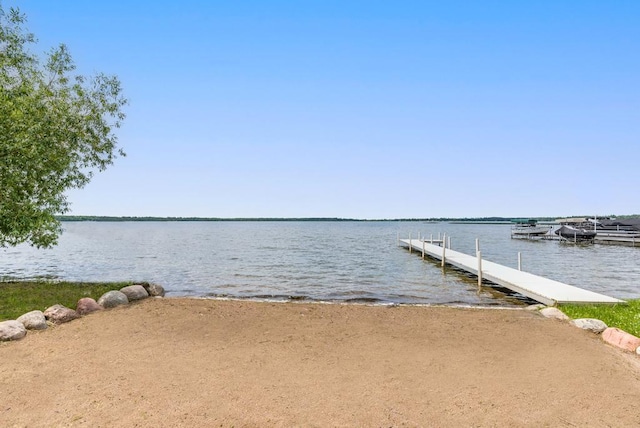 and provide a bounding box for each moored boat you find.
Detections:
[511,219,551,236]
[554,225,597,241]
